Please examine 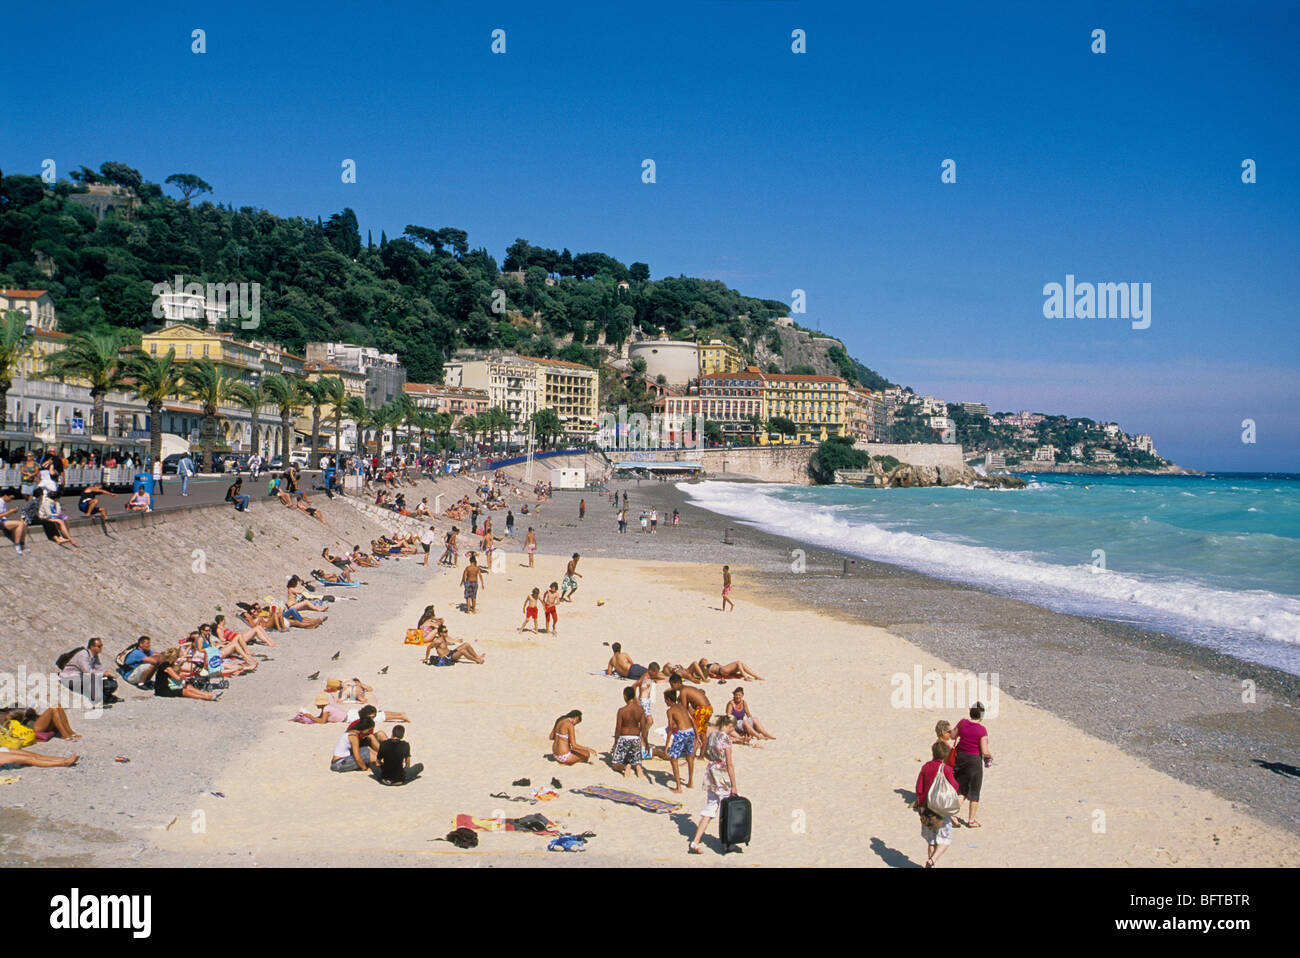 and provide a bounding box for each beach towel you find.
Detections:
[454,813,560,834]
[570,785,682,814]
